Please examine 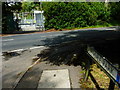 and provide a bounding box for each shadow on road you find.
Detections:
[40,30,120,46]
[38,29,120,65]
[37,41,87,66]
